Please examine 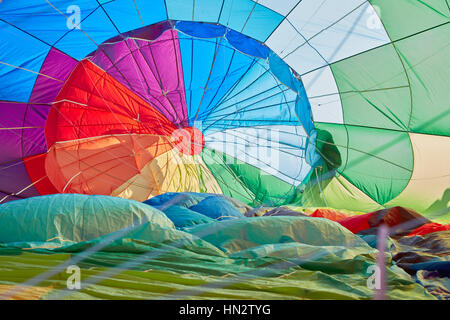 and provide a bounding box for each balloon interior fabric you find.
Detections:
[0,0,449,300]
[42,20,316,205]
[0,193,448,300]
